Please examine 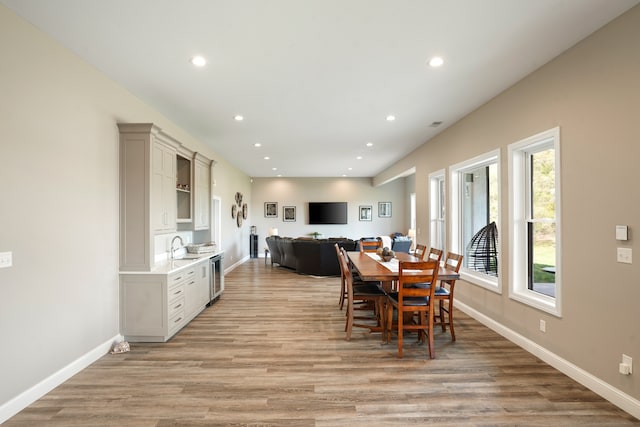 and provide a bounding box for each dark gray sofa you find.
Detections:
[265,236,357,276]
